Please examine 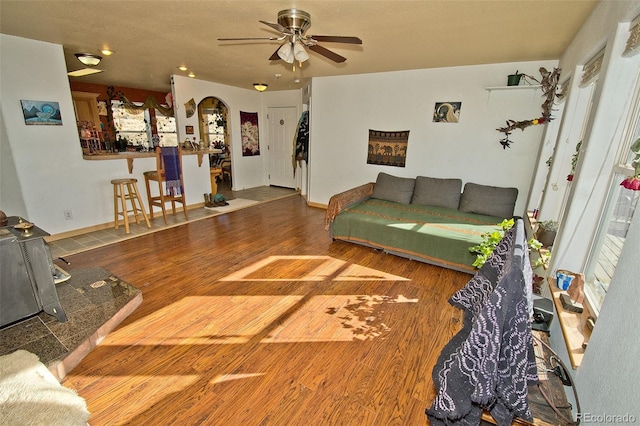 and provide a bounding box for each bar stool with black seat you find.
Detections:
[144,146,188,224]
[111,178,151,234]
